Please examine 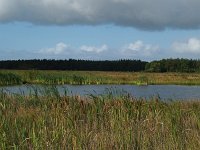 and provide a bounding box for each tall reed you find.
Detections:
[0,87,199,149]
[1,70,200,85]
[0,73,22,86]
